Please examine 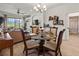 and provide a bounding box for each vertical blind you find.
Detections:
[7,18,23,28]
[69,16,79,34]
